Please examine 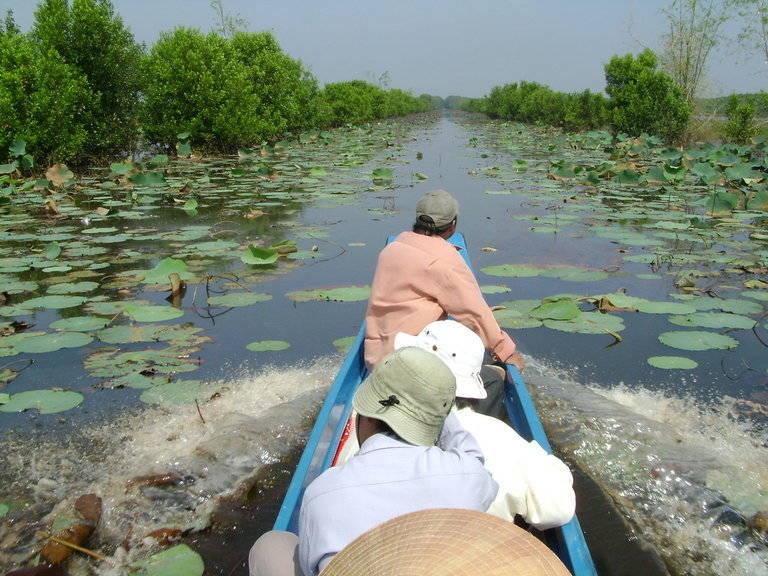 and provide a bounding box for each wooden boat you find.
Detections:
[273,232,597,576]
